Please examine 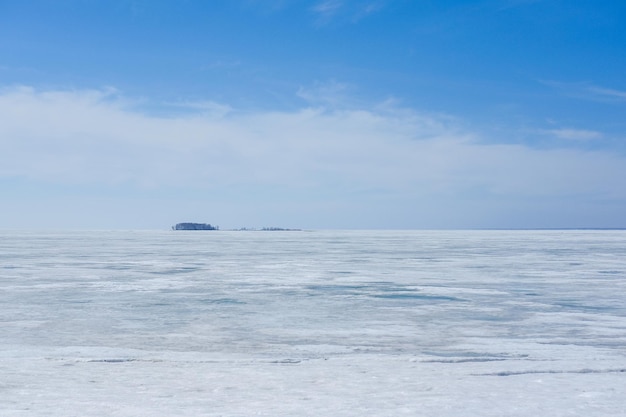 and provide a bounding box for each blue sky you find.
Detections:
[1,0,625,229]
